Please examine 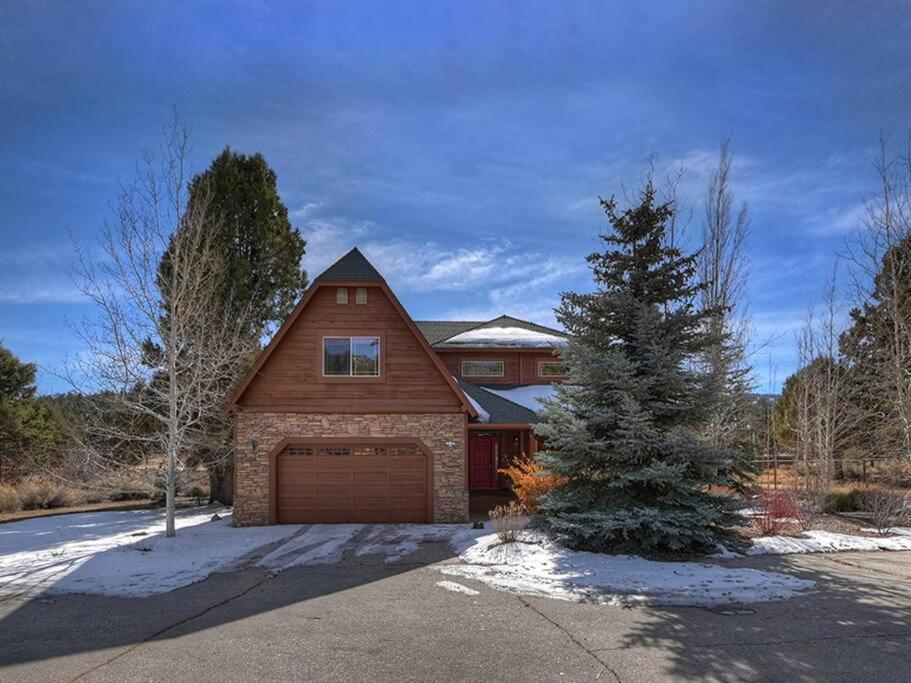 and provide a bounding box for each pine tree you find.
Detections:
[535,182,746,554]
